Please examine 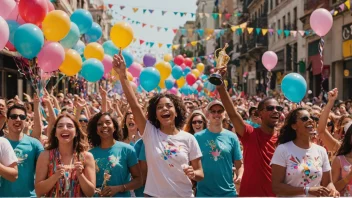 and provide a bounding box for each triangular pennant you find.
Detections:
[231,26,239,32]
[180,13,185,17]
[184,12,187,16]
[149,9,154,14]
[158,43,163,48]
[204,13,210,18]
[139,40,145,45]
[174,12,178,15]
[120,6,125,10]
[340,3,345,11]
[268,29,274,35]
[142,23,146,27]
[131,20,135,24]
[108,4,113,8]
[247,27,254,34]
[236,28,243,35]
[157,27,161,31]
[143,9,147,14]
[212,13,219,19]
[122,16,126,20]
[162,11,167,15]
[220,29,225,36]
[136,21,140,25]
[191,41,198,46]
[284,30,290,37]
[225,13,232,20]
[218,14,222,18]
[256,28,261,35]
[146,42,149,46]
[167,44,172,48]
[277,29,283,35]
[127,18,131,21]
[173,29,178,34]
[191,13,195,18]
[334,11,338,16]
[164,28,168,31]
[181,29,187,35]
[330,9,335,15]
[172,45,180,50]
[262,29,268,35]
[298,30,305,36]
[291,31,297,37]
[133,38,137,43]
[205,28,214,35]
[346,0,351,10]
[199,13,204,18]
[150,25,154,28]
[239,22,247,28]
[197,29,204,37]
[132,8,139,12]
